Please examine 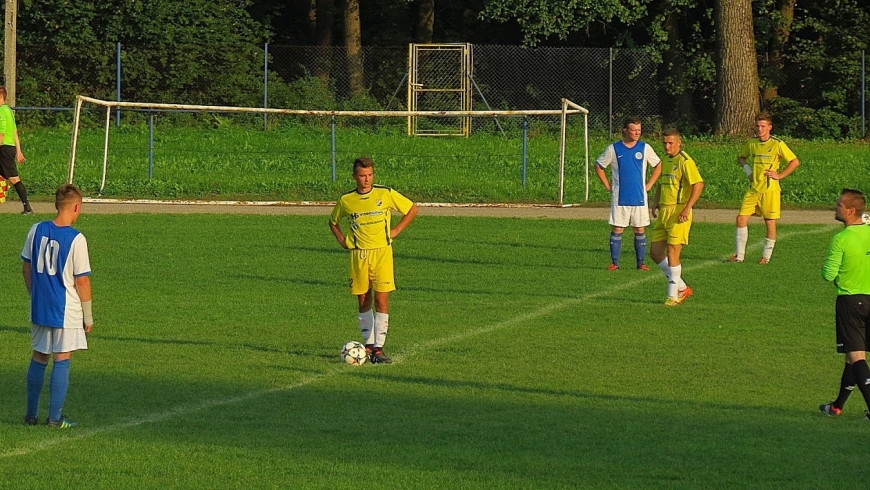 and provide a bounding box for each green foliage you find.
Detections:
[11,0,268,109]
[267,75,336,112]
[775,0,870,128]
[2,0,869,140]
[767,97,862,140]
[481,0,654,46]
[18,0,267,44]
